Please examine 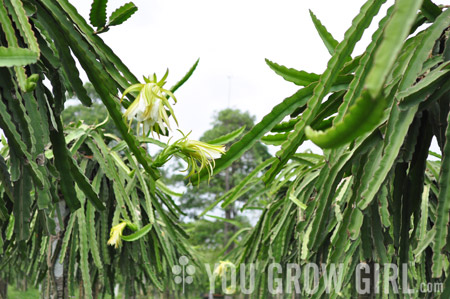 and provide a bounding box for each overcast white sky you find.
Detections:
[74,0,406,153]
